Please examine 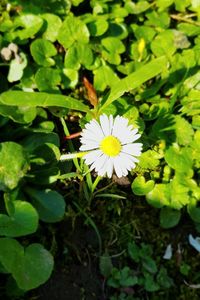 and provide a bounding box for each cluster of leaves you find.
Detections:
[1,0,200,297]
[100,241,173,300]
